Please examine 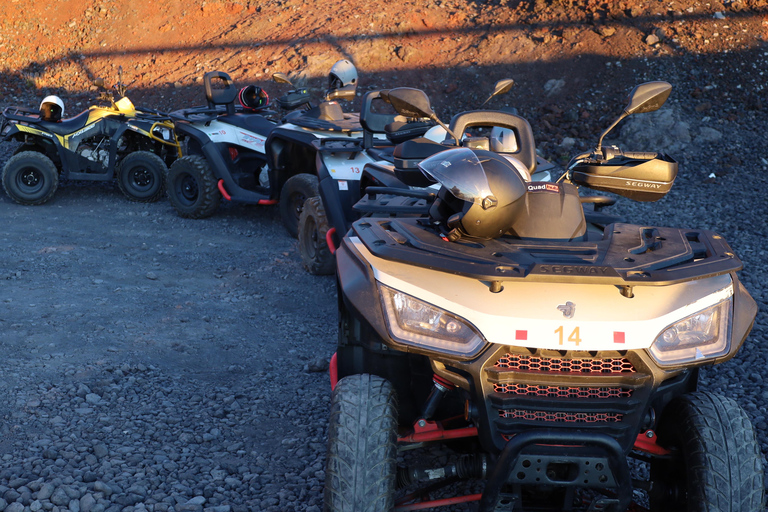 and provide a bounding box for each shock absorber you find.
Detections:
[419,374,456,421]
